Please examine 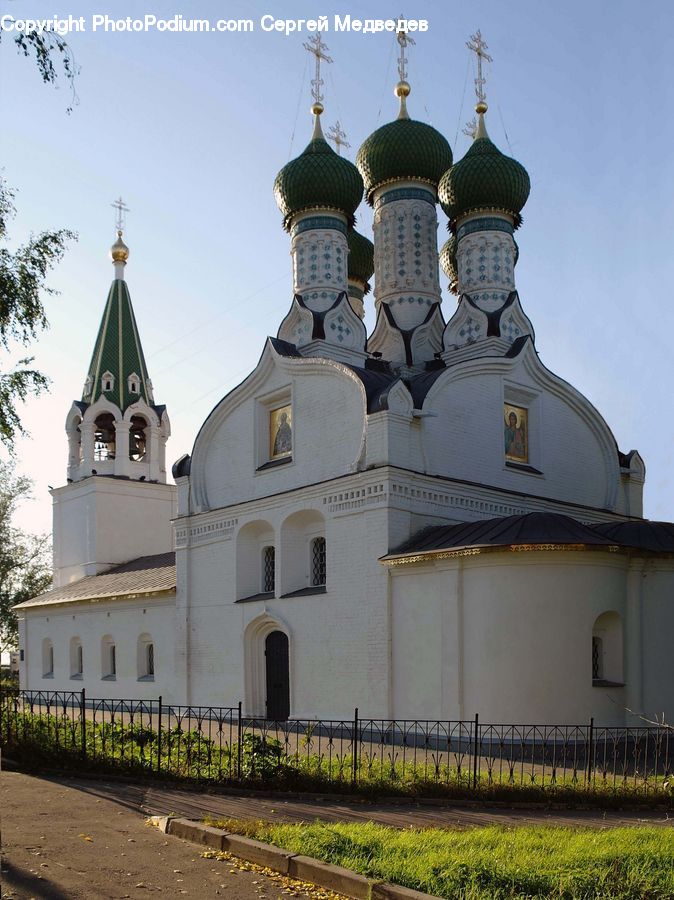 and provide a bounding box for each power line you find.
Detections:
[148,273,287,364]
